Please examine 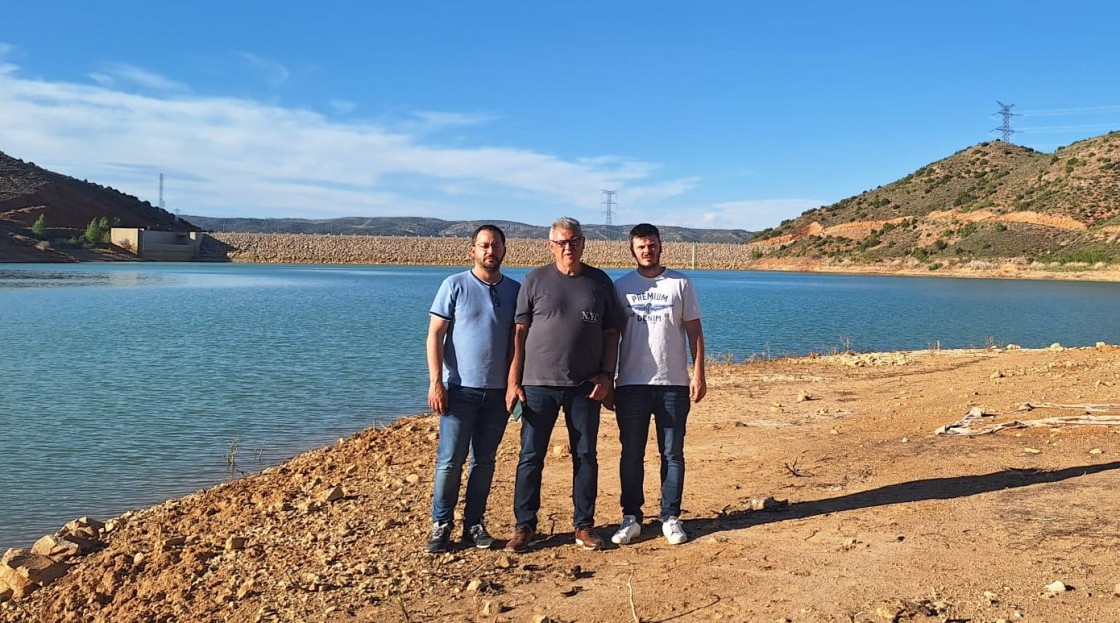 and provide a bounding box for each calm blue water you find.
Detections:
[2,263,1118,548]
